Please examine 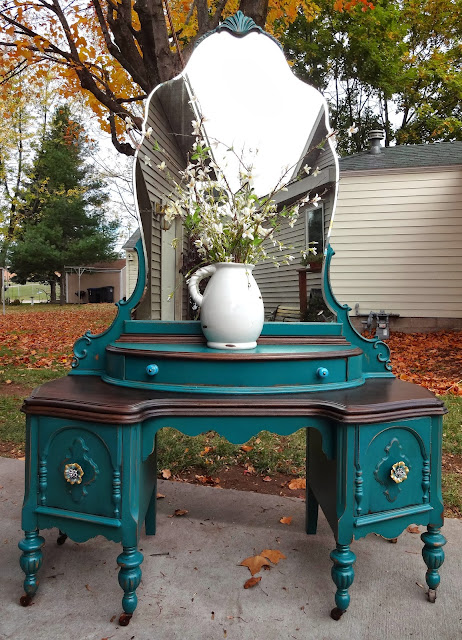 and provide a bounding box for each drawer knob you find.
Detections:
[316,367,329,379]
[146,364,159,376]
[390,461,409,484]
[64,462,84,485]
